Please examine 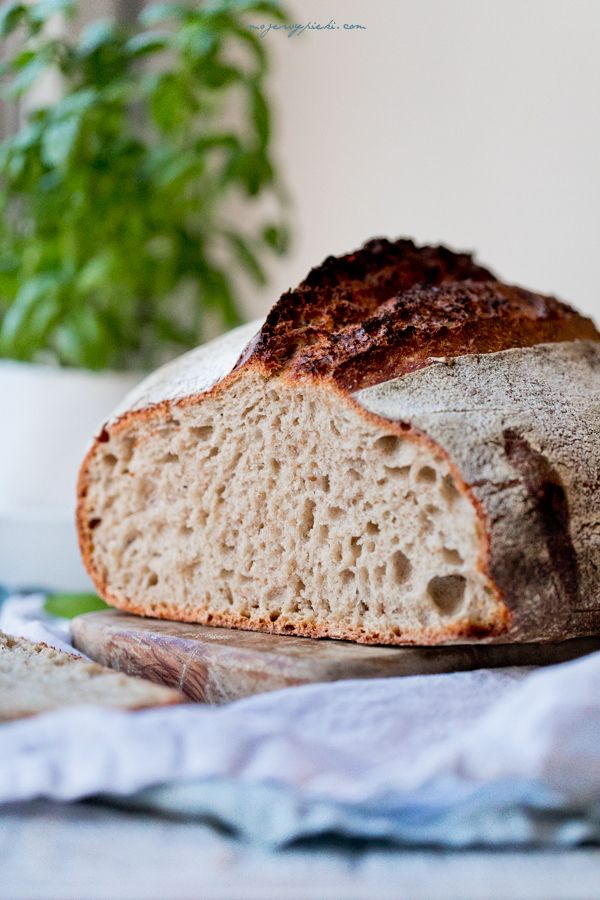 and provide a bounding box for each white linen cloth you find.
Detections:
[2,594,600,847]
